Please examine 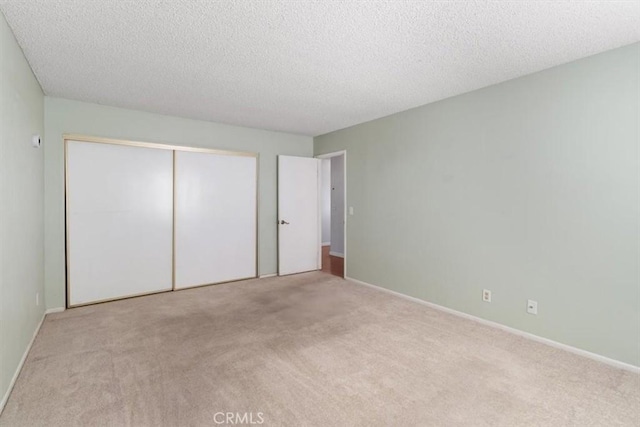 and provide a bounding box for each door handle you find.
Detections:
[279,220,290,225]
